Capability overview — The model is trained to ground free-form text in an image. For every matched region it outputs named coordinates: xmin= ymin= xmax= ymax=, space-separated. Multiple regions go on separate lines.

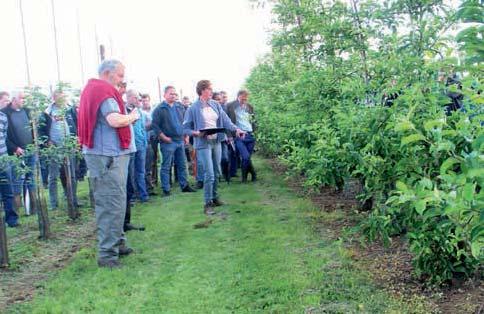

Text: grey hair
xmin=126 ymin=89 xmax=139 ymax=98
xmin=97 ymin=59 xmax=122 ymax=76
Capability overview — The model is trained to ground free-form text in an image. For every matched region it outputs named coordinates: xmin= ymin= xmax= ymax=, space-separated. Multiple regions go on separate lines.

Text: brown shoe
xmin=203 ymin=202 xmax=216 ymax=215
xmin=212 ymin=198 xmax=224 ymax=207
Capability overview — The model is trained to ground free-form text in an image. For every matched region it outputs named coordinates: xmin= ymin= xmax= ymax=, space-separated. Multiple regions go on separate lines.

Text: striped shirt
xmin=0 ymin=111 xmax=7 ymax=155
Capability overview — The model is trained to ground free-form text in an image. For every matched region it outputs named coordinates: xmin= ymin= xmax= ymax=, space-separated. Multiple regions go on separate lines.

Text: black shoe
xmin=241 ymin=168 xmax=248 ymax=183
xmin=162 ymin=190 xmax=171 ymax=197
xmin=181 ymin=185 xmax=196 ymax=193
xmin=212 ymin=198 xmax=224 ymax=207
xmin=124 ymin=223 xmax=146 ymax=232
xmin=7 ymin=222 xmax=20 ymax=228
xmin=97 ymin=259 xmax=122 ymax=269
xmin=248 ymin=162 xmax=257 ymax=182
xmin=119 ymin=246 xmax=134 ymax=256
xmin=204 ymin=202 xmax=216 ymax=215
xmin=196 ymin=181 xmax=204 ymax=189
xmin=148 ymin=190 xmax=157 ymax=196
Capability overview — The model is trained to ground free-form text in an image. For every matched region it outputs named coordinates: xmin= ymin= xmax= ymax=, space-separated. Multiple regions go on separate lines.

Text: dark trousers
xmin=125 ymin=154 xmax=135 ymax=226
xmin=145 ymin=138 xmax=159 ymax=191
xmin=235 ymin=133 xmax=256 ymax=170
xmin=0 ymin=168 xmax=16 ymax=226
xmin=229 ymin=144 xmax=239 ymax=177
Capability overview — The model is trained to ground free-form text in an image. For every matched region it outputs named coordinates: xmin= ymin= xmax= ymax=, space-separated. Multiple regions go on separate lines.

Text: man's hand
xmin=192 ymin=131 xmax=205 ymax=138
xmin=184 ymin=135 xmax=189 ymax=145
xmin=160 ymin=133 xmax=172 ymax=144
xmin=15 ymin=147 xmax=24 ymax=156
xmin=129 ymin=109 xmax=140 ymax=123
xmin=235 ymin=129 xmax=246 ymax=139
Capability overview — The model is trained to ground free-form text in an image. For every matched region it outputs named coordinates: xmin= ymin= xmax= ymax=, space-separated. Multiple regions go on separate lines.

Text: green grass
xmin=6 ymin=157 xmax=429 ymax=313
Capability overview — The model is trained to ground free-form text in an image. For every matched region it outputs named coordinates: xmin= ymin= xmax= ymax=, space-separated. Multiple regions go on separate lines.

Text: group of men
xmin=0 ymin=59 xmax=257 ymax=268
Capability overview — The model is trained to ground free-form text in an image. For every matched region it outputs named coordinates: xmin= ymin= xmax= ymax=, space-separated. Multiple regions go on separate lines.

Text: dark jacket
xmin=226 ymin=100 xmax=256 ymax=132
xmin=151 ymin=101 xmax=185 ymax=142
xmin=0 ymin=105 xmax=34 ymax=155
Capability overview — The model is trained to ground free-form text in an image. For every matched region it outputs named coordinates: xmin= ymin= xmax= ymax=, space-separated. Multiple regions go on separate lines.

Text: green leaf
xmin=471 ymin=225 xmax=484 ymax=242
xmin=471 ymin=241 xmax=482 ymax=259
xmin=424 ymin=119 xmax=444 ymax=131
xmin=440 ymin=157 xmax=460 ymax=175
xmin=462 ymin=183 xmax=475 ymax=202
xmin=395 ymin=120 xmax=415 ymax=132
xmin=396 ymin=181 xmax=408 ymax=191
xmin=401 ymin=133 xmax=426 ymax=146
xmin=415 ymin=199 xmax=427 ymax=215
xmin=467 ymin=168 xmax=484 ymax=179
xmin=436 ymin=141 xmax=455 ymax=152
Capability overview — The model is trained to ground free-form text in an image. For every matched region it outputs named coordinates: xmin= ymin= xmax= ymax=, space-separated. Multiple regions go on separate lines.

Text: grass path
xmin=8 ymin=157 xmax=428 ymax=313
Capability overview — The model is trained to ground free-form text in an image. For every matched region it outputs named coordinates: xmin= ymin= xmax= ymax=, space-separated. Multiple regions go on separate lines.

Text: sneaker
xmin=97 ymin=259 xmax=122 ymax=269
xmin=203 ymin=202 xmax=216 ymax=215
xmin=7 ymin=222 xmax=20 ymax=228
xmin=212 ymin=198 xmax=224 ymax=207
xmin=162 ymin=190 xmax=171 ymax=197
xmin=196 ymin=181 xmax=204 ymax=189
xmin=181 ymin=185 xmax=196 ymax=193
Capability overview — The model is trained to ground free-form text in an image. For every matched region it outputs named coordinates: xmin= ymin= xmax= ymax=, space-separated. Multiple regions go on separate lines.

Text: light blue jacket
xmin=183 ymin=99 xmax=237 ymax=149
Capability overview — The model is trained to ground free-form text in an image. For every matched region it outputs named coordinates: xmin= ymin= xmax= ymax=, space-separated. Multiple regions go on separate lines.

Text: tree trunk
xmin=64 ymin=157 xmax=79 ymax=220
xmin=31 ymin=118 xmax=50 ymax=240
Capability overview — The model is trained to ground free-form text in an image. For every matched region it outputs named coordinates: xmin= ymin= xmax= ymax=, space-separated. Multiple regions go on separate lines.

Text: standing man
xmin=227 ymin=90 xmax=257 ymax=183
xmin=0 ymin=92 xmax=17 ymax=227
xmin=78 ymin=59 xmax=139 ymax=268
xmin=126 ymin=90 xmax=149 ymax=202
xmin=152 ymin=86 xmax=195 ymax=196
xmin=181 ymin=96 xmax=191 ymax=110
xmin=39 ymin=90 xmax=78 ymax=210
xmin=1 ymin=91 xmax=37 ymax=215
xmin=183 ymin=80 xmax=244 ymax=215
xmin=141 ymin=93 xmax=157 ymax=195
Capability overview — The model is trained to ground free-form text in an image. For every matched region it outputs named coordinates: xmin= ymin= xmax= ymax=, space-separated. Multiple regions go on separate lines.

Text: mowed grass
xmin=7 ymin=157 xmax=428 ymax=313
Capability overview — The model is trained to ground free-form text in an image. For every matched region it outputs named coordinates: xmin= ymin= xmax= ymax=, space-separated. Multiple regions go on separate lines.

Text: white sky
xmin=0 ymin=0 xmax=272 ymax=102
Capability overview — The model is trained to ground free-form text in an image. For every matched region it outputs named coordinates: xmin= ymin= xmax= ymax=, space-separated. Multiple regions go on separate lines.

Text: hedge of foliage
xmin=246 ymin=0 xmax=483 ymax=284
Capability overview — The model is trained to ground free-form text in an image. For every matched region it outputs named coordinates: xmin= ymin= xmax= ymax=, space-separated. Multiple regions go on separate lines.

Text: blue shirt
xmin=235 ymin=105 xmax=253 ymax=132
xmin=132 ymin=108 xmax=147 ymax=150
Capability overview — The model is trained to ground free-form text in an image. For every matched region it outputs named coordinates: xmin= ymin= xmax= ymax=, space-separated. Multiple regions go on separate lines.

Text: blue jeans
xmin=196 ymin=153 xmax=204 ymax=183
xmin=235 ymin=133 xmax=256 ymax=170
xmin=160 ymin=141 xmax=188 ymax=192
xmin=0 ymin=166 xmax=16 ymax=226
xmin=11 ymin=154 xmax=36 ymax=195
xmin=134 ymin=147 xmax=149 ymax=201
xmin=197 ymin=142 xmax=221 ymax=203
xmin=48 ymin=156 xmax=78 ymax=210
xmin=221 ymin=141 xmax=229 ymax=164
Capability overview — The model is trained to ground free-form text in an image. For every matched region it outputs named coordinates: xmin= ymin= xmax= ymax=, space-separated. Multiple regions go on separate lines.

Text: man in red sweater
xmin=78 ymin=59 xmax=140 ymax=268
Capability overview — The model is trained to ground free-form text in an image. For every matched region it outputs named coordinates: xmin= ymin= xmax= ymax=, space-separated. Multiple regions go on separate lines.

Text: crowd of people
xmin=0 ymin=59 xmax=257 ymax=268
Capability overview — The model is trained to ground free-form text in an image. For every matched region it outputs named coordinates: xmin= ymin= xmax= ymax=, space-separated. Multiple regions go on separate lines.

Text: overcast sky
xmin=0 ymin=0 xmax=272 ymax=102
